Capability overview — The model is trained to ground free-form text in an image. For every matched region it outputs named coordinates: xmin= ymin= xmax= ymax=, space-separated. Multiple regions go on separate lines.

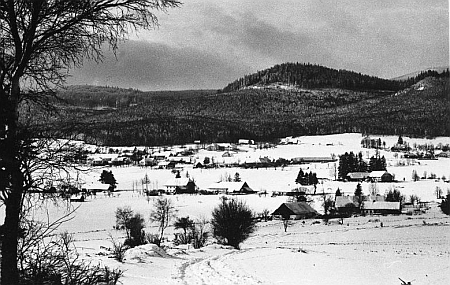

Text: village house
xmin=151 ymin=151 xmax=172 ymax=160
xmin=272 ymin=202 xmax=318 ymax=220
xmin=164 ymin=178 xmax=197 ymax=194
xmin=238 ymin=139 xmax=254 ymax=145
xmin=280 ymin=136 xmax=300 ymax=144
xmin=369 ymin=171 xmax=394 ymax=182
xmin=346 ymin=172 xmax=370 ymax=181
xmin=292 ymin=156 xmax=336 ymax=164
xmin=401 ymin=201 xmax=431 ymax=215
xmin=139 ymin=157 xmax=156 ymax=167
xmin=206 ymin=181 xmax=255 ymax=195
xmin=362 ymin=201 xmax=401 ymax=215
xmin=335 ymin=195 xmax=359 ymax=209
xmin=83 ymin=183 xmax=111 ymax=193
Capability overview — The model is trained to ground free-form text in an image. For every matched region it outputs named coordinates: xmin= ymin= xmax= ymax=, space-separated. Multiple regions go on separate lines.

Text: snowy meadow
xmin=2 ymin=133 xmax=450 ymax=285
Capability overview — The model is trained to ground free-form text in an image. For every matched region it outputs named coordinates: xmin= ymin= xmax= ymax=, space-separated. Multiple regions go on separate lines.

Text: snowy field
xmin=2 ymin=133 xmax=450 ymax=284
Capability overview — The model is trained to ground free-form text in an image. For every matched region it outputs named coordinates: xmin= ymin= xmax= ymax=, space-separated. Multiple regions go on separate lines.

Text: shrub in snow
xmin=109 ymin=235 xmax=128 ymax=262
xmin=174 ymin=216 xmax=194 ymax=244
xmin=440 ymin=194 xmax=450 ymax=215
xmin=20 ymin=231 xmax=123 ymax=284
xmin=145 ymin=233 xmax=161 ymax=246
xmin=191 ymin=218 xmax=209 ymax=249
xmin=115 ymin=206 xmax=146 ymax=247
xmin=173 ymin=216 xmax=209 ymax=249
xmin=211 ymin=198 xmax=256 ymax=249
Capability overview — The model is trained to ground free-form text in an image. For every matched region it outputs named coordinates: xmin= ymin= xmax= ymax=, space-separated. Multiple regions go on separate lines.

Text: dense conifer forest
xmin=41 ymin=64 xmax=449 ymax=146
xmin=222 ymin=63 xmax=449 ymax=92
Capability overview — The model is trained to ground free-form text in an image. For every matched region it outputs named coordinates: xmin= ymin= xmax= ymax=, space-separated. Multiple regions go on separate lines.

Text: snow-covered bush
xmin=211 ymin=199 xmax=256 ymax=249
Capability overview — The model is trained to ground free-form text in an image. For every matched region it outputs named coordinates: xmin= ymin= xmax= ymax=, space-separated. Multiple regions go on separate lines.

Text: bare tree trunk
xmin=2 ymin=187 xmax=22 ymax=284
xmin=1 ymin=78 xmax=22 ymax=284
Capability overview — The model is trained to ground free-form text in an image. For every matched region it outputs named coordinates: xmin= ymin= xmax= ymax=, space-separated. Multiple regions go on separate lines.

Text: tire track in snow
xmin=179 ymin=251 xmax=263 ymax=285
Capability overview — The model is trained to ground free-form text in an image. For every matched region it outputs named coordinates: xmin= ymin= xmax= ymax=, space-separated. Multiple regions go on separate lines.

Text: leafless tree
xmin=149 ymin=197 xmax=177 ymax=244
xmin=0 ymin=1 xmax=180 ymax=283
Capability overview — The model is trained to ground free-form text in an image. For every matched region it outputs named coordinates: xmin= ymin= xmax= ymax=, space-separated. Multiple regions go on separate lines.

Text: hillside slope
xmin=44 ymin=74 xmax=449 ymax=146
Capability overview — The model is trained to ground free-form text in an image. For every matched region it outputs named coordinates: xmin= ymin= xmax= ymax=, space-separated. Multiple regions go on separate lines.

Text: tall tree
xmin=295 ymin=168 xmax=305 ymax=184
xmin=354 ymin=183 xmax=363 ymax=206
xmin=149 ymin=197 xmax=177 ymax=244
xmin=99 ymin=170 xmax=117 ymax=190
xmin=0 ymin=1 xmax=180 ymax=283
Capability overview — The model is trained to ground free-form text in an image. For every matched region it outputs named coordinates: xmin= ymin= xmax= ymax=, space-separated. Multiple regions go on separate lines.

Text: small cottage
xmin=272 ymin=202 xmax=318 ymax=220
xmin=369 ymin=171 xmax=394 ymax=182
xmin=346 ymin=172 xmax=370 ymax=181
xmin=206 ymin=181 xmax=255 ymax=194
xmin=164 ymin=178 xmax=197 ymax=194
xmin=335 ymin=196 xmax=359 ymax=209
xmin=362 ymin=201 xmax=401 ymax=215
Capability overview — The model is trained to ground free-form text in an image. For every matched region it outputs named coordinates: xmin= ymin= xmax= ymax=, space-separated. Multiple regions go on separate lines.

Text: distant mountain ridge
xmin=391 ymin=66 xmax=450 ymax=81
xmin=222 ymin=62 xmax=449 ymax=93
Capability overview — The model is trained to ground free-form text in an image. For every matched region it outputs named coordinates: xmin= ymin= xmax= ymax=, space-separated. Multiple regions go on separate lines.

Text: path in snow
xmin=179 ymin=251 xmax=264 ymax=285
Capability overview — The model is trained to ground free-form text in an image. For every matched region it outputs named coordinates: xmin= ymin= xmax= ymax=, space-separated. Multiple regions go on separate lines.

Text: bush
xmin=124 ymin=213 xmax=146 ymax=247
xmin=191 ymin=218 xmax=209 ymax=249
xmin=19 ymin=231 xmax=123 ymax=284
xmin=145 ymin=233 xmax=161 ymax=246
xmin=440 ymin=194 xmax=450 ymax=215
xmin=174 ymin=216 xmax=194 ymax=244
xmin=259 ymin=209 xmax=271 ymax=222
xmin=115 ymin=207 xmax=146 ymax=247
xmin=211 ymin=199 xmax=256 ymax=249
xmin=109 ymin=236 xmax=128 ymax=262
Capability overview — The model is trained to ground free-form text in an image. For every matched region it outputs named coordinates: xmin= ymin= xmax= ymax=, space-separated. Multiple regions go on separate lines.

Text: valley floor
xmin=2 ymin=133 xmax=450 ymax=284
xmin=63 ymin=191 xmax=450 ymax=285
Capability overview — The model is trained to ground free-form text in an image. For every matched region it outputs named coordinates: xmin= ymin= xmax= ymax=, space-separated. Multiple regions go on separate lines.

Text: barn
xmin=362 ymin=201 xmax=401 ymax=215
xmin=272 ymin=202 xmax=318 ymax=220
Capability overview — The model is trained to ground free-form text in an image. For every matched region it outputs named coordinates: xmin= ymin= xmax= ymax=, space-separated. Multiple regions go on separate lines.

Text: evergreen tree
xmin=385 ymin=188 xmax=403 ymax=202
xmin=100 ymin=170 xmax=117 ymax=190
xmin=295 ymin=169 xmax=305 ymax=184
xmin=354 ymin=183 xmax=363 ymax=206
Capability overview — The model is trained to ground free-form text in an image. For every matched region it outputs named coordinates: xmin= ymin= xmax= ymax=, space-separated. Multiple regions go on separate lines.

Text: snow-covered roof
xmin=207 ymin=181 xmax=253 ymax=193
xmin=363 ymin=201 xmax=400 ymax=210
xmin=369 ymin=171 xmax=389 ymax=178
xmin=272 ymin=202 xmax=318 ymax=216
xmin=84 ymin=183 xmax=110 ymax=191
xmin=164 ymin=178 xmax=191 ymax=187
xmin=347 ymin=172 xmax=370 ymax=179
xmin=335 ymin=196 xmax=357 ymax=208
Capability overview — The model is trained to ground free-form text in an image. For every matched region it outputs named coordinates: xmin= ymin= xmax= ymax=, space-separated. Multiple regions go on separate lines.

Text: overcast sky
xmin=68 ymin=0 xmax=449 ymax=91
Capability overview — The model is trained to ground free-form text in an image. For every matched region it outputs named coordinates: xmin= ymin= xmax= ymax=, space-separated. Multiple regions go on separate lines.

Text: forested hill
xmin=44 ymin=72 xmax=450 ymax=146
xmin=222 ymin=62 xmax=449 ymax=92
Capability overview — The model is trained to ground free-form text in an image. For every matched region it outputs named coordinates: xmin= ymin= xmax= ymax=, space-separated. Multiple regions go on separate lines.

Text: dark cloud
xmin=68 ymin=1 xmax=449 ymax=89
xmin=200 ymin=1 xmax=448 ymax=79
xmin=202 ymin=8 xmax=334 ymax=67
xmin=68 ymin=40 xmax=252 ymax=90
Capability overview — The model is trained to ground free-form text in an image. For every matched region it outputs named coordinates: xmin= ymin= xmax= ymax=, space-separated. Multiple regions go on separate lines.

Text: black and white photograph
xmin=1 ymin=0 xmax=449 ymax=284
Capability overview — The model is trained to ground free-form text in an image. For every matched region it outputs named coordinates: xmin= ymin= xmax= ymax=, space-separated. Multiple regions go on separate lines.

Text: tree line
xmin=338 ymin=151 xmax=387 ymax=179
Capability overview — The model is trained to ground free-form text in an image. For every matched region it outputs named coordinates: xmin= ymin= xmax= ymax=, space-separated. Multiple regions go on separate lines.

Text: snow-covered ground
xmin=2 ymin=133 xmax=450 ymax=284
